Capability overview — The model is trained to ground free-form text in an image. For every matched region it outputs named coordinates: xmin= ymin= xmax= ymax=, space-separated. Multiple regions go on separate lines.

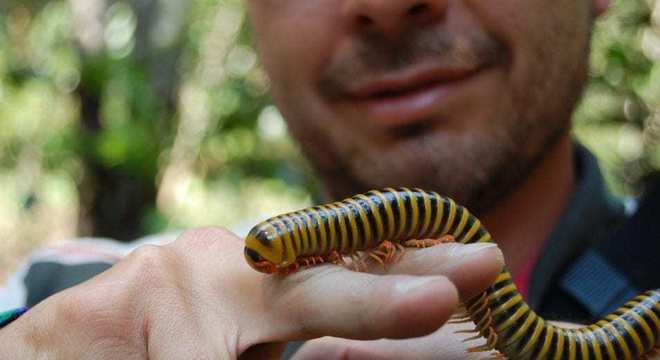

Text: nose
xmin=343 ymin=0 xmax=448 ymax=37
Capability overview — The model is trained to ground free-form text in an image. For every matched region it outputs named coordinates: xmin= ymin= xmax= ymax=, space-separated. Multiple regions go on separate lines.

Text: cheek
xmin=251 ymin=5 xmax=341 ymax=98
xmin=469 ymin=0 xmax=590 ymax=98
xmin=465 ymin=0 xmax=589 ymax=67
xmin=253 ymin=10 xmax=354 ymax=150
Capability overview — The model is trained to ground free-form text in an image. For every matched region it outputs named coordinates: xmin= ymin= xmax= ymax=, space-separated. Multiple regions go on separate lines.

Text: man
xmin=248 ymin=0 xmax=632 ymax=324
xmin=3 ymin=0 xmax=650 ymax=358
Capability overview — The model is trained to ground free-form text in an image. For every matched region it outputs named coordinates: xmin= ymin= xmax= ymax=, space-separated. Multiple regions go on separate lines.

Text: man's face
xmin=247 ymin=0 xmax=602 ymax=212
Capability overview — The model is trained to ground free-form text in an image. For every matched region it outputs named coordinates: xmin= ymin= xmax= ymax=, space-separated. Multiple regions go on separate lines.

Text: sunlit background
xmin=1 ymin=0 xmax=659 ymax=280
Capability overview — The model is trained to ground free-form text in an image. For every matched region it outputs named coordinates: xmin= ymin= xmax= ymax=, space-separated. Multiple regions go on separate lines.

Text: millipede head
xmin=244 ymin=224 xmax=292 ymax=272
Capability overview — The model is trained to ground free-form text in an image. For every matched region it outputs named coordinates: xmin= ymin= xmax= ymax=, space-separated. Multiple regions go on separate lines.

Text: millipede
xmin=244 ymin=188 xmax=660 ymax=359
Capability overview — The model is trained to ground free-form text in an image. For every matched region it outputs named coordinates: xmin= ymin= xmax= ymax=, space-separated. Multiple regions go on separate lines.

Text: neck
xmin=480 ymin=134 xmax=575 ymax=276
xmin=315 ymin=134 xmax=576 ymax=276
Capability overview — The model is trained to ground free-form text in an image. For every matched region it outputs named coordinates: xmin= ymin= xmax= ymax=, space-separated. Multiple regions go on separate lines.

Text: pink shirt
xmin=512 ymin=254 xmax=538 ymax=301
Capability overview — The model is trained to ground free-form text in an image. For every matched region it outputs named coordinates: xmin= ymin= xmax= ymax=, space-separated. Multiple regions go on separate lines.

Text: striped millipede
xmin=244 ymin=188 xmax=660 ymax=359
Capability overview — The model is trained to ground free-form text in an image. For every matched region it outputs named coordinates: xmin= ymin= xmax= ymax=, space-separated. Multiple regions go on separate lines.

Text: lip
xmin=343 ymin=64 xmax=484 ymax=126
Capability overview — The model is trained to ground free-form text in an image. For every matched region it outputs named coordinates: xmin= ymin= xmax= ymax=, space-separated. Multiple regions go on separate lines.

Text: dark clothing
xmin=532 ymin=145 xmax=659 ymax=323
xmin=24 ymin=262 xmax=114 ymax=307
xmin=531 ymin=144 xmax=630 ymax=323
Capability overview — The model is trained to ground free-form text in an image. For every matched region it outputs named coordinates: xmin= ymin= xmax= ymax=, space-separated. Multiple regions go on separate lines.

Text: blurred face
xmin=247 ymin=0 xmax=605 ymax=212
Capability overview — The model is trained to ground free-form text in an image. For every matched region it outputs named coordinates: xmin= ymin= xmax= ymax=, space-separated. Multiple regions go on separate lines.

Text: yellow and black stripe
xmin=244 ymin=188 xmax=660 ymax=359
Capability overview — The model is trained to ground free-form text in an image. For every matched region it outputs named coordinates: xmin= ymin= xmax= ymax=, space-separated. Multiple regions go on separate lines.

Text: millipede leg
xmin=277 ymin=262 xmax=300 ymax=276
xmin=404 ymin=235 xmax=456 ymax=248
xmin=327 ymin=250 xmax=345 ymax=265
xmin=395 ymin=243 xmax=406 ymax=262
xmin=356 ymin=240 xmax=404 ymax=270
xmin=641 ymin=347 xmax=660 ymax=359
xmin=460 ymin=291 xmax=498 ymax=355
xmin=367 ymin=252 xmax=386 ymax=268
xmin=449 ymin=315 xmax=473 ymax=324
xmin=348 ymin=253 xmax=368 ymax=272
xmin=278 ymin=252 xmax=348 ymax=275
xmin=376 ymin=240 xmax=398 ymax=263
xmin=449 ymin=304 xmax=472 ymax=324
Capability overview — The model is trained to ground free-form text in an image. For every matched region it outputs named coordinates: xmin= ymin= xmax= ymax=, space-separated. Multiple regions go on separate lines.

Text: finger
xmin=387 ymin=243 xmax=504 ymax=299
xmin=268 ymin=267 xmax=459 ymax=341
xmin=291 ymin=321 xmax=493 ymax=360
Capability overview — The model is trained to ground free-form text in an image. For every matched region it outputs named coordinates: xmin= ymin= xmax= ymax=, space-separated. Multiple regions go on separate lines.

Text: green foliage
xmin=0 ymin=0 xmax=313 ymax=278
xmin=574 ymin=0 xmax=660 ymax=195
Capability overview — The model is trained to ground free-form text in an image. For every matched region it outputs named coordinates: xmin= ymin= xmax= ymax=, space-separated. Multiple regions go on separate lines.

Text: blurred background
xmin=0 ymin=0 xmax=659 ymax=280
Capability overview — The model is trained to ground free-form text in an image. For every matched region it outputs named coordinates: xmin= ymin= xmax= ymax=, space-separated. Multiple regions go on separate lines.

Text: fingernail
xmin=395 ymin=276 xmax=441 ymax=295
xmin=448 ymin=243 xmax=499 ymax=258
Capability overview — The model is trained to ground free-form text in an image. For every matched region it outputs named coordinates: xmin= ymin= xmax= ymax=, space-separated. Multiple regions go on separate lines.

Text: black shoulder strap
xmin=559 ymin=180 xmax=660 ymax=318
xmin=24 ymin=261 xmax=113 ymax=307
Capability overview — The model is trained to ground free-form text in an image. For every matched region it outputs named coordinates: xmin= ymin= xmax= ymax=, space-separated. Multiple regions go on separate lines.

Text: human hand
xmin=0 ymin=227 xmax=503 ymax=359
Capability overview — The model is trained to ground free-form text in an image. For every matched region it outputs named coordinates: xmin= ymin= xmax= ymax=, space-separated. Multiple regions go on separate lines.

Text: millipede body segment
xmin=244 ymin=188 xmax=660 ymax=359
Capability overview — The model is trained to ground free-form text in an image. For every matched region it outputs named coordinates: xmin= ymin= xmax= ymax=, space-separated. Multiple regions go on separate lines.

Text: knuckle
xmin=129 ymin=244 xmax=172 ymax=269
xmin=125 ymin=244 xmax=178 ymax=285
xmin=172 ymin=226 xmax=241 ymax=254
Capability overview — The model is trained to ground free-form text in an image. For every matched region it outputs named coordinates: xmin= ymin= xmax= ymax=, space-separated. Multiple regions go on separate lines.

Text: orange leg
xmin=404 ymin=234 xmax=455 ymax=248
xmin=360 ymin=240 xmax=404 ymax=270
xmin=326 ymin=250 xmax=345 ymax=265
xmin=349 ymin=253 xmax=367 ymax=272
xmin=280 ymin=235 xmax=456 ymax=275
xmin=367 ymin=252 xmax=386 ymax=268
xmin=375 ymin=240 xmax=398 ymax=263
xmin=353 ymin=236 xmax=457 ymax=272
xmin=277 ymin=252 xmax=343 ymax=275
xmin=460 ymin=291 xmax=498 ymax=355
